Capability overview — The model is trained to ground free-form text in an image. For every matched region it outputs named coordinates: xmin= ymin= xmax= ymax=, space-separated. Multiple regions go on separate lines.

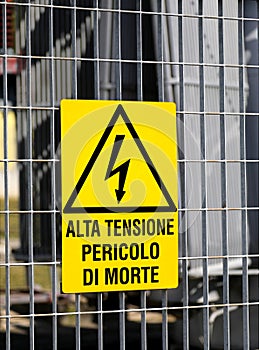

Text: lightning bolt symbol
xmin=105 ymin=135 xmax=130 ymax=204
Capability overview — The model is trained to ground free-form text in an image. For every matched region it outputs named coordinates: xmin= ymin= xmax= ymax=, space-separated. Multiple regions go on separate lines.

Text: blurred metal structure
xmin=1 ymin=0 xmax=258 ymax=349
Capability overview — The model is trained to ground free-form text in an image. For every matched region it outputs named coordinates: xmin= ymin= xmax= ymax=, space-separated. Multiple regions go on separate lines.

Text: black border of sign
xmin=63 ymin=104 xmax=177 ymax=214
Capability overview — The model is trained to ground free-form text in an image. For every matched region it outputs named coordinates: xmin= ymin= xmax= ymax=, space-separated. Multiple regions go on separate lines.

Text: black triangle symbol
xmin=63 ymin=104 xmax=177 ymax=214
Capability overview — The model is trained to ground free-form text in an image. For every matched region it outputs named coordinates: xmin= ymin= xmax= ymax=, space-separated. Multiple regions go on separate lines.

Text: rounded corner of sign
xmin=60 ymin=98 xmax=75 ymax=109
xmin=166 ymin=283 xmax=179 ymax=290
xmin=172 ymin=282 xmax=179 ymax=289
xmin=169 ymin=276 xmax=179 ymax=290
xmin=60 ymin=285 xmax=68 ymax=294
xmin=60 ymin=286 xmax=65 ymax=294
xmin=60 ymin=99 xmax=67 ymax=108
xmin=161 ymin=101 xmax=177 ymax=118
xmin=172 ymin=103 xmax=177 ymax=116
xmin=60 ymin=282 xmax=73 ymax=294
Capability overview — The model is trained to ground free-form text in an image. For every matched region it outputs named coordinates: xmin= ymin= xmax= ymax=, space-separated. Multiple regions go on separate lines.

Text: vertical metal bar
xmin=157 ymin=0 xmax=164 ymax=102
xmin=158 ymin=15 xmax=174 ymax=332
xmin=178 ymin=1 xmax=189 ymax=349
xmin=113 ymin=2 xmax=125 ymax=347
xmin=94 ymin=0 xmax=100 ymax=100
xmin=140 ymin=291 xmax=147 ymax=350
xmin=255 ymin=5 xmax=259 ymax=348
xmin=218 ymin=2 xmax=230 ymax=349
xmin=119 ymin=292 xmax=126 ymax=350
xmin=25 ymin=1 xmax=35 ymax=349
xmin=115 ymin=0 xmax=122 ymax=100
xmin=2 ymin=1 xmax=10 ymax=349
xmin=49 ymin=1 xmax=58 ymax=349
xmin=93 ymin=1 xmax=103 ymax=349
xmin=70 ymin=1 xmax=81 ymax=349
xmin=55 ymin=11 xmax=61 ymax=103
xmin=137 ymin=2 xmax=146 ymax=349
xmin=157 ymin=4 xmax=168 ymax=348
xmin=198 ymin=1 xmax=209 ymax=349
xmin=136 ymin=3 xmax=148 ymax=348
xmin=238 ymin=1 xmax=250 ymax=349
xmin=136 ymin=0 xmax=143 ymax=101
xmin=71 ymin=0 xmax=77 ymax=99
xmin=162 ymin=290 xmax=168 ymax=350
xmin=97 ymin=293 xmax=103 ymax=350
xmin=60 ymin=7 xmax=66 ymax=98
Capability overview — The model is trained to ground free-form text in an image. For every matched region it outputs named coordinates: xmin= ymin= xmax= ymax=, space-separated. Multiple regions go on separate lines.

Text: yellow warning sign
xmin=61 ymin=100 xmax=178 ymax=293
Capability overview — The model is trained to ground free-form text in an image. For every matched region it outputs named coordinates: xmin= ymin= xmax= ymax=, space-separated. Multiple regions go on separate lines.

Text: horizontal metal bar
xmin=0 ymin=301 xmax=258 ymax=321
xmin=5 ymin=1 xmax=259 ymax=23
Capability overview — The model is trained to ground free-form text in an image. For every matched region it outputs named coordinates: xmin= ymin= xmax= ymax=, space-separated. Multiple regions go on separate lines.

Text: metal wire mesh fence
xmin=0 ymin=0 xmax=258 ymax=349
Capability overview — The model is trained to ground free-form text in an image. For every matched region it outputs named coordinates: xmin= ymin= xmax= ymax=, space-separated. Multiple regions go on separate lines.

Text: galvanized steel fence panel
xmin=0 ymin=0 xmax=258 ymax=349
